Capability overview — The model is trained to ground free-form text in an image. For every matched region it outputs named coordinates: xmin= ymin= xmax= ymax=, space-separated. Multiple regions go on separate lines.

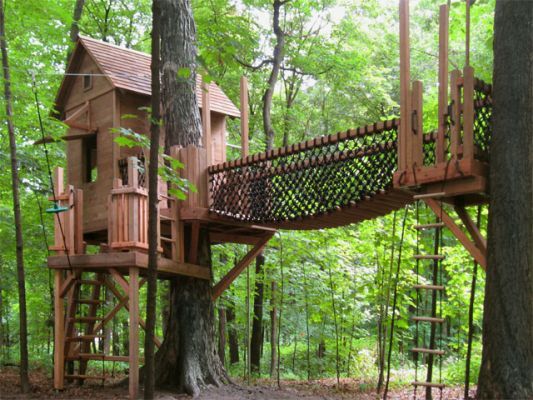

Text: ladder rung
xmin=69 ymin=317 xmax=103 ymax=322
xmin=66 ymin=353 xmax=130 ymax=362
xmin=66 ymin=335 xmax=103 ymax=342
xmin=75 ymin=299 xmax=101 ymax=304
xmin=414 ymin=223 xmax=445 ymax=230
xmin=412 ymin=381 xmax=446 ymax=389
xmin=411 ymin=347 xmax=445 ymax=355
xmin=77 ymin=280 xmax=102 ymax=285
xmin=160 ymin=236 xmax=175 ymax=242
xmin=413 ymin=192 xmax=446 ymax=200
xmin=413 ymin=254 xmax=446 ymax=260
xmin=160 ymin=214 xmax=176 ymax=221
xmin=413 ymin=316 xmax=445 ymax=323
xmin=413 ymin=284 xmax=445 ymax=291
xmin=64 ymin=374 xmax=105 ymax=380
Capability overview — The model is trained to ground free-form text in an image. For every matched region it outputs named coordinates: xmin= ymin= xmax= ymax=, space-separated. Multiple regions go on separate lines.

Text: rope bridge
xmin=208 ymin=81 xmax=492 ymax=230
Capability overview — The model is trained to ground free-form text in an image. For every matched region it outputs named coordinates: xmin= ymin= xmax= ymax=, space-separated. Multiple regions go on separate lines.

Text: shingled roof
xmin=56 ymin=36 xmax=240 ymax=118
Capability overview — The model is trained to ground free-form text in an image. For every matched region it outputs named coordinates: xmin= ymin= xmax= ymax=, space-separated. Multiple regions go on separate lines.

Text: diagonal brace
xmin=212 ymin=233 xmax=273 ymax=300
xmin=425 ymin=198 xmax=486 ymax=270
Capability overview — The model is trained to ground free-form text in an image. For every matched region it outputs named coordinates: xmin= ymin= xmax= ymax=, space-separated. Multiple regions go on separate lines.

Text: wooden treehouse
xmin=47 ymin=2 xmax=490 ymax=399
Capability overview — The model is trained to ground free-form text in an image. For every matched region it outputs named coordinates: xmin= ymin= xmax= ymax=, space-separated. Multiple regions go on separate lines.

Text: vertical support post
xmin=202 ymin=78 xmax=212 ymax=165
xmin=128 ymin=267 xmax=139 ymax=400
xmin=437 ymin=4 xmax=449 ymax=163
xmin=127 ymin=156 xmax=139 ymax=188
xmin=52 ymin=168 xmax=66 ymax=254
xmin=64 ymin=186 xmax=75 ymax=255
xmin=399 ymin=0 xmax=412 ymax=171
xmin=465 ymin=0 xmax=471 ymax=67
xmin=128 ymin=157 xmax=139 ymax=246
xmin=74 ymin=189 xmax=84 ymax=254
xmin=240 ymin=76 xmax=249 ymax=158
xmin=462 ymin=66 xmax=475 ymax=160
xmin=411 ymin=80 xmax=424 ymax=167
xmin=170 ymin=146 xmax=185 ymax=263
xmin=53 ymin=270 xmax=65 ymax=389
xmin=450 ymin=70 xmax=462 ymax=160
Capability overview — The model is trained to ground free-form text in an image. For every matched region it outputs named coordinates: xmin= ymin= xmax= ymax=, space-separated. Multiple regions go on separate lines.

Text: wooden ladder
xmin=411 ymin=198 xmax=446 ymax=395
xmin=63 ymin=273 xmax=108 ymax=383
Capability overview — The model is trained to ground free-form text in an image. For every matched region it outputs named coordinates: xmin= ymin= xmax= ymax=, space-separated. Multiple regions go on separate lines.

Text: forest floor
xmin=0 ymin=367 xmax=476 ymax=399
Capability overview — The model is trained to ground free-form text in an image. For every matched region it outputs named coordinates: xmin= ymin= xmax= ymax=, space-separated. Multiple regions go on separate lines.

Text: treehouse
xmin=54 ymin=36 xmax=240 ymax=239
xmin=46 ymin=3 xmax=492 ymax=398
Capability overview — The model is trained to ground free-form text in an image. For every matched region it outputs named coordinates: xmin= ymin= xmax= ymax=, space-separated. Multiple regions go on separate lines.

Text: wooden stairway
xmin=62 ymin=273 xmax=124 ymax=384
xmin=411 ymin=201 xmax=446 ymax=395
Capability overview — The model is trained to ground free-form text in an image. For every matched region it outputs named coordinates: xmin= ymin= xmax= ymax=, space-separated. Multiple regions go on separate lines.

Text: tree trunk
xmin=226 ymin=301 xmax=239 ymax=364
xmin=250 ymin=253 xmax=265 ymax=374
xmin=153 ymin=1 xmax=227 ymax=395
xmin=0 ymin=0 xmax=30 ymax=392
xmin=144 ymin=0 xmax=161 ymax=397
xmin=269 ymin=281 xmax=278 ymax=377
xmin=262 ymin=0 xmax=285 ymax=151
xmin=67 ymin=0 xmax=85 ymax=60
xmin=218 ymin=307 xmax=226 ymax=366
xmin=477 ymin=2 xmax=533 ymax=398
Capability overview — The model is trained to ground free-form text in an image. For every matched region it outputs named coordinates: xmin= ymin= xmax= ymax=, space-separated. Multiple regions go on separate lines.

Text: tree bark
xmin=262 ymin=0 xmax=285 ymax=151
xmin=67 ymin=0 xmax=85 ymax=60
xmin=144 ymin=0 xmax=161 ymax=398
xmin=477 ymin=2 xmax=533 ymax=398
xmin=153 ymin=0 xmax=227 ymax=395
xmin=160 ymin=0 xmax=202 ymax=149
xmin=0 ymin=0 xmax=30 ymax=392
xmin=250 ymin=253 xmax=265 ymax=374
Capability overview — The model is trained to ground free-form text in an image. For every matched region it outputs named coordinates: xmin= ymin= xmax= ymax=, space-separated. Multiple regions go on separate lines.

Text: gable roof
xmin=55 ymin=36 xmax=240 ymax=118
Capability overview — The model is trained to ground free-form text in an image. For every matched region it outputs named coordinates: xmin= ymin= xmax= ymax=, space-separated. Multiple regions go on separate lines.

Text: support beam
xmin=128 ymin=267 xmax=139 ymax=400
xmin=437 ymin=4 xmax=449 ymax=163
xmin=53 ymin=270 xmax=65 ymax=390
xmin=202 ymin=78 xmax=212 ymax=165
xmin=399 ymin=0 xmax=412 ymax=171
xmin=212 ymin=234 xmax=273 ymax=300
xmin=454 ymin=205 xmax=487 ymax=255
xmin=424 ymin=198 xmax=486 ymax=270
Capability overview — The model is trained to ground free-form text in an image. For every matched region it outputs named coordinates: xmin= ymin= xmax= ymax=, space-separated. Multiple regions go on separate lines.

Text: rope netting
xmin=208 ymin=78 xmax=492 ymax=224
xmin=209 ymin=119 xmax=399 ymax=223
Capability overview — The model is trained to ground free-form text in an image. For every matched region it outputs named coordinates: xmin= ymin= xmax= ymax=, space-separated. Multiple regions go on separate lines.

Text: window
xmin=83 ymin=73 xmax=92 ymax=91
xmin=83 ymin=135 xmax=97 ymax=182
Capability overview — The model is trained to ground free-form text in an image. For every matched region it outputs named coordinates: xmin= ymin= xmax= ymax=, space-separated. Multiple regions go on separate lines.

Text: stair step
xmin=411 ymin=347 xmax=445 ymax=355
xmin=64 ymin=374 xmax=105 ymax=380
xmin=413 ymin=284 xmax=445 ymax=291
xmin=413 ymin=316 xmax=445 ymax=323
xmin=75 ymin=299 xmax=101 ymax=305
xmin=66 ymin=335 xmax=103 ymax=342
xmin=69 ymin=317 xmax=103 ymax=323
xmin=412 ymin=381 xmax=446 ymax=389
xmin=413 ymin=254 xmax=446 ymax=260
xmin=160 ymin=214 xmax=176 ymax=221
xmin=66 ymin=353 xmax=130 ymax=362
xmin=414 ymin=223 xmax=445 ymax=230
xmin=76 ymin=280 xmax=102 ymax=286
xmin=413 ymin=192 xmax=446 ymax=200
xmin=160 ymin=236 xmax=175 ymax=243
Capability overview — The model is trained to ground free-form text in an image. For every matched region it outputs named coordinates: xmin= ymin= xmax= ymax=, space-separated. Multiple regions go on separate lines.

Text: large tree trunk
xmin=218 ymin=307 xmax=226 ymax=366
xmin=269 ymin=281 xmax=278 ymax=377
xmin=477 ymin=2 xmax=533 ymax=399
xmin=0 ymin=0 xmax=29 ymax=392
xmin=67 ymin=0 xmax=85 ymax=60
xmin=153 ymin=0 xmax=227 ymax=395
xmin=144 ymin=1 xmax=161 ymax=398
xmin=250 ymin=253 xmax=265 ymax=374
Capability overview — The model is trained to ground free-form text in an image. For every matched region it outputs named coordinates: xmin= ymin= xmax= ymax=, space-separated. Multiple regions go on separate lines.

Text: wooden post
xmin=74 ymin=189 xmax=84 ymax=254
xmin=450 ymin=70 xmax=462 ymax=160
xmin=240 ymin=76 xmax=249 ymax=158
xmin=128 ymin=267 xmax=139 ymax=400
xmin=399 ymin=0 xmax=412 ymax=171
xmin=128 ymin=157 xmax=140 ymax=247
xmin=465 ymin=0 xmax=471 ymax=67
xmin=53 ymin=270 xmax=65 ymax=389
xmin=462 ymin=66 xmax=475 ymax=160
xmin=411 ymin=80 xmax=424 ymax=167
xmin=437 ymin=4 xmax=449 ymax=163
xmin=170 ymin=146 xmax=184 ymax=263
xmin=202 ymin=78 xmax=212 ymax=165
xmin=52 ymin=168 xmax=66 ymax=254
